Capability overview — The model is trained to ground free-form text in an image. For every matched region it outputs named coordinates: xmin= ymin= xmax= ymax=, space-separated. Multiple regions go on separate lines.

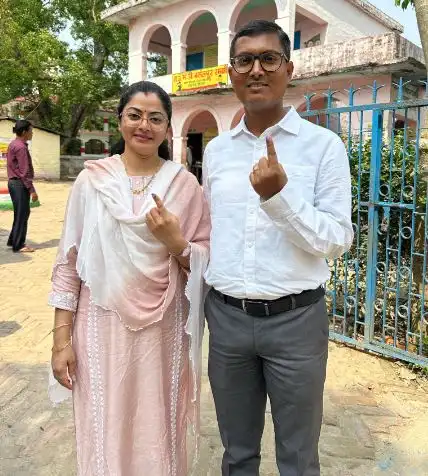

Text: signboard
xmin=172 ymin=65 xmax=228 ymax=94
xmin=0 ymin=137 xmax=11 ymax=168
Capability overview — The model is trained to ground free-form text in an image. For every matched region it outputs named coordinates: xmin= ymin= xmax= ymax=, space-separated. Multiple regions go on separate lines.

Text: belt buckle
xmin=242 ymin=300 xmax=270 ymax=317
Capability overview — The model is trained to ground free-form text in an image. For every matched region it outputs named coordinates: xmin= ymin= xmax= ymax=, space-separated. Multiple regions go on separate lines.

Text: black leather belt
xmin=212 ymin=286 xmax=325 ymax=317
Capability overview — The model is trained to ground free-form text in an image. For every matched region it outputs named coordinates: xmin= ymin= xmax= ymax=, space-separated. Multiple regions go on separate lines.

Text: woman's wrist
xmin=53 ymin=326 xmax=72 ymax=345
xmin=167 ymin=237 xmax=189 ymax=256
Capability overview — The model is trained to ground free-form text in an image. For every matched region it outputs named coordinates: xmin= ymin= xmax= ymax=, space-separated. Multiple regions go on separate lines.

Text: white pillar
xmin=104 ymin=141 xmax=109 ymax=157
xmin=276 ymin=0 xmax=296 ymax=52
xmin=128 ymin=51 xmax=147 ymax=83
xmin=103 ymin=118 xmax=109 ymax=133
xmin=172 ymin=136 xmax=185 ymax=164
xmin=142 ymin=54 xmax=148 ymax=80
xmin=276 ymin=16 xmax=295 ymax=52
xmin=171 ymin=42 xmax=187 ymax=74
xmin=218 ymin=29 xmax=234 ymax=66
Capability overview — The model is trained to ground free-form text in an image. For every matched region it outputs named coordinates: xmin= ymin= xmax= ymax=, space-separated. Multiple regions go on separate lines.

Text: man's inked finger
xmin=266 ymin=136 xmax=279 ymax=165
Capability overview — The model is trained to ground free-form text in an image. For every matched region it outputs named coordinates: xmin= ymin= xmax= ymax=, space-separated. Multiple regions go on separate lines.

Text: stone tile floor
xmin=1 ymin=182 xmax=427 ymax=476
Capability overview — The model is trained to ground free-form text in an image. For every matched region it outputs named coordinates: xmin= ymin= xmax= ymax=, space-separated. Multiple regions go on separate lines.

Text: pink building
xmin=101 ymin=0 xmax=425 ymax=179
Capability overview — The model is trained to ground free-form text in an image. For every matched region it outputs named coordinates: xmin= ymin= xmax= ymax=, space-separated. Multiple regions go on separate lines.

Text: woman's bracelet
xmin=51 ymin=323 xmax=72 ymax=333
xmin=52 ymin=339 xmax=72 ymax=353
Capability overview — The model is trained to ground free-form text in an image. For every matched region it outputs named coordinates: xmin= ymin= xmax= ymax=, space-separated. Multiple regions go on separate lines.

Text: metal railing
xmin=299 ymin=78 xmax=428 ymax=367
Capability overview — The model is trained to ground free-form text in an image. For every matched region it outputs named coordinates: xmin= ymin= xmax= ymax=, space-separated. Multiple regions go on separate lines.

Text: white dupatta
xmin=49 ymin=156 xmax=210 ymax=406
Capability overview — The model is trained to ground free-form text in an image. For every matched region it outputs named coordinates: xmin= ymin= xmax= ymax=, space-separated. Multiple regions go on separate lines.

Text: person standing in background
xmin=186 ymin=145 xmax=194 ymax=172
xmin=6 ymin=120 xmax=38 ymax=253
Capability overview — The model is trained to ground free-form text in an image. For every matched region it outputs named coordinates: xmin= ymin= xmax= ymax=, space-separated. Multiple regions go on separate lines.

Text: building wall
xmin=60 ymin=156 xmax=86 ymax=180
xmin=129 ymin=0 xmax=397 ymax=83
xmin=0 ymin=120 xmax=13 ymax=180
xmin=172 ymin=74 xmax=393 ymax=134
xmin=297 ymin=0 xmax=391 ymax=44
xmin=295 ymin=17 xmax=327 ymax=48
xmin=187 ymin=110 xmax=219 ymax=134
xmin=0 ymin=120 xmax=60 ymax=181
xmin=186 ymin=18 xmax=218 ymax=49
xmin=31 ymin=129 xmax=61 ymax=180
xmin=170 ymin=74 xmax=394 ymax=163
xmin=234 ymin=2 xmax=278 ymax=31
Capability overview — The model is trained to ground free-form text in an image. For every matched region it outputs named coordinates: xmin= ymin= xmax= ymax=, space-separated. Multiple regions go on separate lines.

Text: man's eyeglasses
xmin=230 ymin=52 xmax=288 ymax=74
xmin=120 ymin=111 xmax=168 ymax=129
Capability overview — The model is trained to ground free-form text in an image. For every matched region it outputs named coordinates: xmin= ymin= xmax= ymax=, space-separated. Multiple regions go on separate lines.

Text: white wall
xmin=298 ymin=0 xmax=391 ymax=44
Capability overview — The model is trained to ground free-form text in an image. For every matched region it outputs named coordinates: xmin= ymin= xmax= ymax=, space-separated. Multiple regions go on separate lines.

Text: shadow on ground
xmin=0 ymin=228 xmax=59 ymax=265
xmin=0 ymin=321 xmax=21 ymax=338
xmin=28 ymin=239 xmax=60 ymax=250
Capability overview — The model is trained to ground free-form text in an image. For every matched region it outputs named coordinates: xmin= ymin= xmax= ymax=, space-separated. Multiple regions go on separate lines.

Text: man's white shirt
xmin=202 ymin=106 xmax=354 ymax=300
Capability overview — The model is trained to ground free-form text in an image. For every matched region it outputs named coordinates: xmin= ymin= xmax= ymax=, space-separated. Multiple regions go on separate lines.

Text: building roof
xmin=102 ymin=0 xmax=404 ymax=33
xmin=101 ymin=0 xmax=183 ymax=25
xmin=347 ymin=0 xmax=403 ymax=33
xmin=0 ymin=117 xmax=62 ymax=136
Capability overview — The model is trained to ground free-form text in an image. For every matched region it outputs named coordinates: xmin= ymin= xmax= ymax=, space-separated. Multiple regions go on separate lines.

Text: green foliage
xmin=0 ymin=0 xmax=66 ymax=103
xmin=0 ymin=0 xmax=128 ymax=145
xmin=147 ymin=53 xmax=168 ymax=78
xmin=395 ymin=0 xmax=415 ymax=9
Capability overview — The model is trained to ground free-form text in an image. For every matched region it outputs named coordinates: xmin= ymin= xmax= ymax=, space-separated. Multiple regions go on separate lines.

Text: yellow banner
xmin=0 ymin=138 xmax=10 ymax=167
xmin=172 ymin=65 xmax=228 ymax=93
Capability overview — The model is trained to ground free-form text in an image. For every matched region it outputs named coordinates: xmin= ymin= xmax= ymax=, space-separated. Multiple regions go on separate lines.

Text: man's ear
xmin=286 ymin=61 xmax=294 ymax=81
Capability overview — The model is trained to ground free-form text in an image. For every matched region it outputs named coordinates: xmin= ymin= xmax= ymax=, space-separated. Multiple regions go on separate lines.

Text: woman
xmin=6 ymin=120 xmax=38 ymax=253
xmin=48 ymin=81 xmax=210 ymax=475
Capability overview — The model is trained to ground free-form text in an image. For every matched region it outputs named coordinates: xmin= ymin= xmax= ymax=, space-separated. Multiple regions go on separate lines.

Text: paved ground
xmin=1 ymin=181 xmax=428 ymax=476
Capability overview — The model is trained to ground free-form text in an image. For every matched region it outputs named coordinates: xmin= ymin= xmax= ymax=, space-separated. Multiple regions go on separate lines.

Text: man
xmin=186 ymin=144 xmax=194 ymax=171
xmin=202 ymin=20 xmax=353 ymax=476
xmin=7 ymin=120 xmax=38 ymax=253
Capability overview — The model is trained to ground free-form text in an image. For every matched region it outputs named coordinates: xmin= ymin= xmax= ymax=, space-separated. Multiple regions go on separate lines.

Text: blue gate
xmin=300 ymin=79 xmax=428 ymax=368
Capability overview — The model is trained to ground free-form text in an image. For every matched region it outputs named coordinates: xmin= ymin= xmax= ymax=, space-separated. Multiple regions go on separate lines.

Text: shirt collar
xmin=15 ymin=138 xmax=29 ymax=148
xmin=230 ymin=106 xmax=301 ymax=138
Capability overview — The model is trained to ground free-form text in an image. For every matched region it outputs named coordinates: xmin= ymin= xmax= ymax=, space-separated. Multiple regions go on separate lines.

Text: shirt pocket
xmin=285 ymin=165 xmax=317 ymax=204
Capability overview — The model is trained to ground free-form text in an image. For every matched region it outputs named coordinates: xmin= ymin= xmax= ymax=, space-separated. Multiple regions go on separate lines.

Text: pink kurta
xmin=49 ymin=164 xmax=210 ymax=476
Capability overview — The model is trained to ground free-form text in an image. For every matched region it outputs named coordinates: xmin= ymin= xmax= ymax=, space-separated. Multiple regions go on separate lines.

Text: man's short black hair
xmin=230 ymin=20 xmax=291 ymax=60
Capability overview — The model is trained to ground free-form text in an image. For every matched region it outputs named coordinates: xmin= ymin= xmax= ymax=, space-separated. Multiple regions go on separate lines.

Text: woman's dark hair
xmin=13 ymin=120 xmax=32 ymax=137
xmin=117 ymin=81 xmax=172 ymax=160
xmin=230 ymin=20 xmax=291 ymax=60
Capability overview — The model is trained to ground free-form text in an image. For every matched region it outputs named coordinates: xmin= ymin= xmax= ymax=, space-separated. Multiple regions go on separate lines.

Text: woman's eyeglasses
xmin=230 ymin=52 xmax=288 ymax=74
xmin=121 ymin=111 xmax=168 ymax=129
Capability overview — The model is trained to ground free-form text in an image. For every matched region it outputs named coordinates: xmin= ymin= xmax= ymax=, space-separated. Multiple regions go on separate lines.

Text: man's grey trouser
xmin=205 ymin=289 xmax=329 ymax=476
